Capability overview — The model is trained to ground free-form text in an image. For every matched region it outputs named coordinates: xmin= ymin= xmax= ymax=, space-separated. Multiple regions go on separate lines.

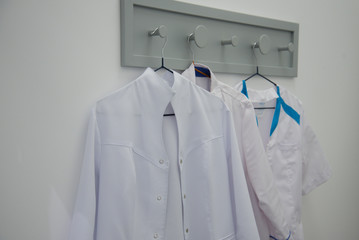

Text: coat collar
xmin=98 ymin=67 xmax=227 ymax=165
xmin=136 ymin=67 xmax=193 ymax=117
xmin=234 ymin=80 xmax=279 ymax=103
xmin=112 ymin=67 xmax=224 ymax=163
xmin=234 ymin=80 xmax=300 ymax=136
xmin=181 ymin=63 xmax=220 ymax=92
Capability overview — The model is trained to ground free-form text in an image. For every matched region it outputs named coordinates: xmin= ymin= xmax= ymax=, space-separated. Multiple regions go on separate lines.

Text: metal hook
xmin=188 ymin=25 xmax=208 ymax=48
xmin=253 ymin=34 xmax=271 ymax=55
xmin=155 ymin=35 xmax=172 ymax=72
xmin=161 ymin=35 xmax=169 ymax=60
xmin=221 ymin=35 xmax=239 ymax=47
xmin=251 ymin=44 xmax=259 ymax=69
xmin=278 ymin=42 xmax=294 ymax=52
xmin=148 ymin=25 xmax=168 ymax=38
xmin=187 ymin=35 xmax=195 ymax=63
xmin=187 ymin=25 xmax=208 ymax=63
xmin=148 ymin=25 xmax=169 ymax=60
xmin=149 ymin=25 xmax=172 ymax=72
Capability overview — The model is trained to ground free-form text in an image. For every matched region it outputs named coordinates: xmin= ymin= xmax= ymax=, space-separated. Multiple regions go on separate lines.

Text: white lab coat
xmin=234 ymin=81 xmax=332 ymax=240
xmin=182 ymin=63 xmax=290 ymax=240
xmin=69 ymin=68 xmax=260 ymax=240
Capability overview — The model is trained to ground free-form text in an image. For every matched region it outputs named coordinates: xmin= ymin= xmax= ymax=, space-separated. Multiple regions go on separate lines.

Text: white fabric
xmin=234 ymin=82 xmax=332 ymax=240
xmin=182 ymin=63 xmax=290 ymax=240
xmin=69 ymin=68 xmax=260 ymax=240
xmin=162 ymin=113 xmax=184 ymax=240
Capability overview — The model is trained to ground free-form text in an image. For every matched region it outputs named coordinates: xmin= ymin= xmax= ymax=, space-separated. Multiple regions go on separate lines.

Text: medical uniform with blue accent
xmin=235 ymin=80 xmax=332 ymax=240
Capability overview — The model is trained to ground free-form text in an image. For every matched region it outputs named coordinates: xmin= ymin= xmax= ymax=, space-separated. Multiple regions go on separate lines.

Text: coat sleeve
xmin=240 ymin=105 xmax=290 ymax=240
xmin=222 ymin=108 xmax=260 ymax=240
xmin=301 ymin=112 xmax=332 ymax=195
xmin=69 ymin=106 xmax=101 ymax=240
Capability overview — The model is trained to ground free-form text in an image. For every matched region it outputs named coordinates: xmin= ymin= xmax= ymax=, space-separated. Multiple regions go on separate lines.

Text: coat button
xmin=159 ymin=159 xmax=164 ymax=164
xmin=157 ymin=196 xmax=162 ymax=201
xmin=153 ymin=233 xmax=159 ymax=239
xmin=186 ymin=228 xmax=189 ymax=233
xmin=180 ymin=159 xmax=183 ymax=164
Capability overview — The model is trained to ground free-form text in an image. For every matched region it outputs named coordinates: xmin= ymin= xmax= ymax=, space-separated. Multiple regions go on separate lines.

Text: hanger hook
xmin=161 ymin=35 xmax=169 ymax=60
xmin=187 ymin=35 xmax=195 ymax=63
xmin=251 ymin=44 xmax=259 ymax=73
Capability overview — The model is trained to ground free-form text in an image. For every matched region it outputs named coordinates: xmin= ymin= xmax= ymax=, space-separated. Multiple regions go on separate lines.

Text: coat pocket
xmin=277 ymin=142 xmax=301 ymax=188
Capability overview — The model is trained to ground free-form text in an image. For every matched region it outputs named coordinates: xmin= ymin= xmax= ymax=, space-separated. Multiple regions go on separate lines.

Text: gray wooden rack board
xmin=120 ymin=0 xmax=299 ymax=77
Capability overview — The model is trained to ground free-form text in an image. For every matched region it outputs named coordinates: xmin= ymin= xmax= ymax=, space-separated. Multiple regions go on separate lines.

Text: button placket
xmin=179 ymin=151 xmax=189 ymax=239
xmin=179 ymin=153 xmax=185 ymax=205
xmin=179 ymin=152 xmax=183 ymax=170
xmin=154 ymin=156 xmax=168 ymax=240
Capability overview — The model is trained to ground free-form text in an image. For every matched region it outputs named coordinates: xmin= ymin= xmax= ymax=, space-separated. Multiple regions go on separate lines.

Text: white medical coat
xmin=69 ymin=68 xmax=260 ymax=240
xmin=182 ymin=63 xmax=290 ymax=240
xmin=234 ymin=81 xmax=332 ymax=240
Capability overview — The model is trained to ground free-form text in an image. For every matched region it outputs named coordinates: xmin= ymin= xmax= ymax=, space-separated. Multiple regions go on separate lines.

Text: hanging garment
xmin=69 ymin=68 xmax=260 ymax=240
xmin=182 ymin=63 xmax=290 ymax=240
xmin=235 ymin=80 xmax=332 ymax=240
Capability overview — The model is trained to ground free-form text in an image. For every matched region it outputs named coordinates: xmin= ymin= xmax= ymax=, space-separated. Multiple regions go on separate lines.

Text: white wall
xmin=0 ymin=0 xmax=358 ymax=239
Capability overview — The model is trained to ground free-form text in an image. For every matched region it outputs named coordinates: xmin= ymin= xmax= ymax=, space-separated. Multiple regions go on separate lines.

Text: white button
xmin=159 ymin=159 xmax=164 ymax=164
xmin=157 ymin=196 xmax=162 ymax=201
xmin=153 ymin=233 xmax=159 ymax=238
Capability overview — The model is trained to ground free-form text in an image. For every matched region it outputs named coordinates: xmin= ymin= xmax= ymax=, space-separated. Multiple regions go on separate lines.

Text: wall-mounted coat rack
xmin=120 ymin=0 xmax=299 ymax=77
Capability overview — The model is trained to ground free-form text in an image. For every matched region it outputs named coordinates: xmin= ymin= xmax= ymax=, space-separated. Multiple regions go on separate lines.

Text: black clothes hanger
xmin=245 ymin=41 xmax=277 ymax=87
xmin=155 ymin=57 xmax=173 ymax=73
xmin=254 ymin=106 xmax=275 ymax=110
xmin=153 ymin=36 xmax=175 ymax=116
xmin=244 ymin=66 xmax=277 ymax=86
xmin=245 ymin=66 xmax=276 ymax=110
xmin=245 ymin=44 xmax=277 ymax=110
xmin=155 ymin=35 xmax=173 ymax=74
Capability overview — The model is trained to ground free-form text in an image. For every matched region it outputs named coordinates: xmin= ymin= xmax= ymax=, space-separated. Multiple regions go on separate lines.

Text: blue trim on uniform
xmin=240 ymin=82 xmax=300 ymax=136
xmin=270 ymin=94 xmax=281 ymax=136
xmin=281 ymin=99 xmax=300 ymax=125
xmin=276 ymin=86 xmax=300 ymax=125
xmin=269 ymin=231 xmax=291 ymax=240
xmin=241 ymin=80 xmax=249 ymax=98
xmin=269 ymin=86 xmax=300 ymax=136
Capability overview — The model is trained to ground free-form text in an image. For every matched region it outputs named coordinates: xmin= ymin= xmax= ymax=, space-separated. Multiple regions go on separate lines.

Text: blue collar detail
xmin=270 ymin=86 xmax=300 ymax=135
xmin=241 ymin=81 xmax=300 ymax=136
xmin=241 ymin=80 xmax=249 ymax=98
